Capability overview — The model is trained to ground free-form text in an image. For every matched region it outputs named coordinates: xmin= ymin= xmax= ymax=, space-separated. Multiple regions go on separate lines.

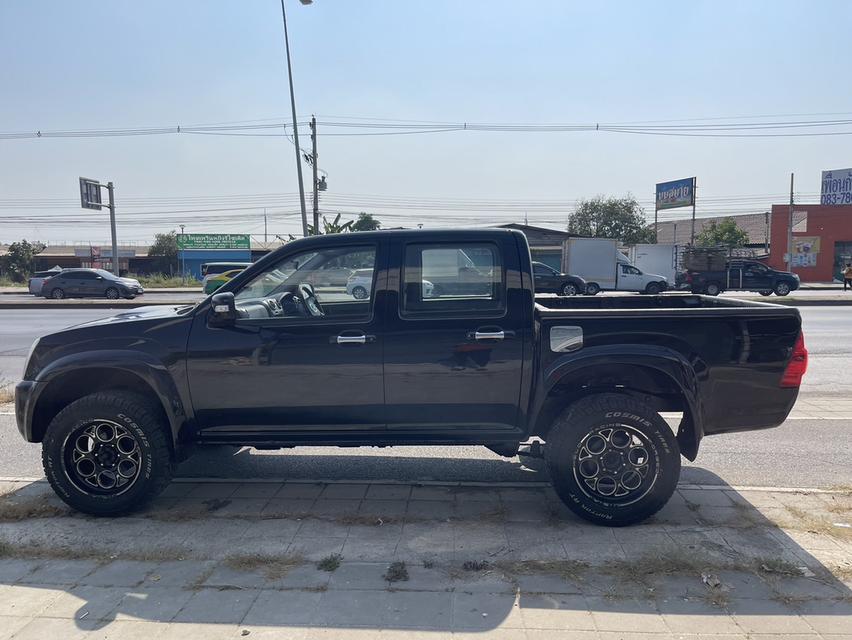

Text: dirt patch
xmin=781 ymin=505 xmax=852 ymax=541
xmin=0 ymin=539 xmax=186 ymax=563
xmin=0 ymin=495 xmax=69 ymax=521
xmin=497 ymin=559 xmax=588 ymax=583
xmin=224 ymin=553 xmax=304 ymax=580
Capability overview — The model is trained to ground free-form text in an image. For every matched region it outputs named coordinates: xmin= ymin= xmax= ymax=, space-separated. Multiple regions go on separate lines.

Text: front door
xmin=616 ymin=264 xmax=644 ymax=291
xmin=186 ymin=241 xmax=387 ymax=439
xmin=383 ymin=237 xmax=527 ymax=439
xmin=741 ymin=263 xmax=771 ymax=291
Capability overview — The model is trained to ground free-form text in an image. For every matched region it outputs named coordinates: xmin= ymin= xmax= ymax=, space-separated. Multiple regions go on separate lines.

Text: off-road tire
xmin=50 ymin=288 xmax=65 ymax=299
xmin=545 ymin=393 xmax=680 ymax=526
xmin=42 ymin=391 xmax=173 ymax=516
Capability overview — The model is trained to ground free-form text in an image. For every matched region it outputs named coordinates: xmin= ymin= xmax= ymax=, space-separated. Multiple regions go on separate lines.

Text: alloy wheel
xmin=63 ymin=419 xmax=143 ymax=495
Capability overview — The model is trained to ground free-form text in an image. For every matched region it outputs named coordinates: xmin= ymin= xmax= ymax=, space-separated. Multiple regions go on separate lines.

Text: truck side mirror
xmin=210 ymin=291 xmax=237 ymax=326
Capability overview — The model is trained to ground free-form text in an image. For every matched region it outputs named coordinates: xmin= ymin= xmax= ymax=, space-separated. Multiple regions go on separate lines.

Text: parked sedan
xmin=532 ymin=262 xmax=587 ymax=296
xmin=40 ymin=269 xmax=144 ymax=299
xmin=204 ymin=269 xmax=244 ymax=295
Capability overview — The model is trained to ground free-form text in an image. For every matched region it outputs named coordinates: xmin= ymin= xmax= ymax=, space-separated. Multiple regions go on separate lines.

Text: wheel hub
xmin=63 ymin=419 xmax=143 ymax=495
xmin=573 ymin=424 xmax=657 ymax=504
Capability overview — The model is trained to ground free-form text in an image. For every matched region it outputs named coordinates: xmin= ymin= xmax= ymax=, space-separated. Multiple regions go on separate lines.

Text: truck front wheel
xmin=42 ymin=391 xmax=173 ymax=516
xmin=545 ymin=393 xmax=680 ymax=526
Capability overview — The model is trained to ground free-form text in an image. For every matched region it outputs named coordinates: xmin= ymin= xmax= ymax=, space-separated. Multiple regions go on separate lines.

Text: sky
xmin=1 ymin=0 xmax=852 ymax=244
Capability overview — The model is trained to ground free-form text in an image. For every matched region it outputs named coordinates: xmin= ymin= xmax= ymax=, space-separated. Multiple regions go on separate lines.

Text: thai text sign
xmin=820 ymin=168 xmax=852 ymax=205
xmin=656 ymin=177 xmax=695 ymax=210
xmin=177 ymin=234 xmax=250 ymax=250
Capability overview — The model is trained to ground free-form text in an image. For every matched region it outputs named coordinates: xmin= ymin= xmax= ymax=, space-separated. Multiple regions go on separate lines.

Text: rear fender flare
xmin=531 ymin=345 xmax=705 ymax=460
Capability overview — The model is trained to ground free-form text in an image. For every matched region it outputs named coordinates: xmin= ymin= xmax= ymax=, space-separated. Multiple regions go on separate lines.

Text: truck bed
xmin=533 ymin=293 xmax=801 ymax=444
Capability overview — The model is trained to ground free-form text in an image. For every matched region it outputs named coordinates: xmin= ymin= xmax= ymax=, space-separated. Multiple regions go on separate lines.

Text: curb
xmin=1 ymin=476 xmax=848 ymax=494
xmin=0 ymin=300 xmax=198 ymax=309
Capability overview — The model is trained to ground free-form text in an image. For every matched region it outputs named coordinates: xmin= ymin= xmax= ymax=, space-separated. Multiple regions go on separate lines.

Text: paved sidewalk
xmin=0 ymin=479 xmax=849 ymax=639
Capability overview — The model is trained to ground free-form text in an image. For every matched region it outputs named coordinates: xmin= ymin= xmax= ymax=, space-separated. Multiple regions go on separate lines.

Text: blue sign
xmin=656 ymin=177 xmax=695 ymax=210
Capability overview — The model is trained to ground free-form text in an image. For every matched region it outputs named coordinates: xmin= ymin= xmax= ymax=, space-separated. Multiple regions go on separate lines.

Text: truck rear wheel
xmin=704 ymin=282 xmax=721 ymax=296
xmin=545 ymin=393 xmax=680 ymax=526
xmin=585 ymin=282 xmax=600 ymax=296
xmin=42 ymin=391 xmax=173 ymax=516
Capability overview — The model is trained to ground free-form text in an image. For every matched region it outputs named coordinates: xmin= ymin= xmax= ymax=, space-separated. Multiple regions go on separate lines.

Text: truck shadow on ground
xmin=0 ymin=467 xmax=850 ymax=634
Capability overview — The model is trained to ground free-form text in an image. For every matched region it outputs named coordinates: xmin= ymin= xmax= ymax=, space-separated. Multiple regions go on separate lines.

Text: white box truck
xmin=629 ymin=243 xmax=677 ymax=286
xmin=561 ymin=237 xmax=669 ymax=295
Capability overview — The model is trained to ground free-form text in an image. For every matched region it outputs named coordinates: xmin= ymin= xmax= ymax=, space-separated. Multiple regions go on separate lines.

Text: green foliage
xmin=128 ymin=273 xmax=198 ymax=288
xmin=0 ymin=239 xmax=46 ymax=282
xmin=148 ymin=231 xmax=179 ymax=274
xmin=695 ymin=218 xmax=750 ymax=249
xmin=308 ymin=213 xmax=354 ymax=235
xmin=351 ymin=212 xmax=381 ymax=231
xmin=568 ymin=196 xmax=656 ymax=244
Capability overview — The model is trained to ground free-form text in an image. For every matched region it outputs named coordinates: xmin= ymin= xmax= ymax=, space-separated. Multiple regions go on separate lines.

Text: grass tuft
xmin=384 ymin=561 xmax=409 ymax=583
xmin=0 ymin=495 xmax=68 ymax=521
xmin=317 ymin=553 xmax=342 ymax=572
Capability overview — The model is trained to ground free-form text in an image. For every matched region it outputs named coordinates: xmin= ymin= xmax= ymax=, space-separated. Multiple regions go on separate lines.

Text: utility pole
xmin=690 ymin=177 xmax=697 ymax=246
xmin=263 ymin=208 xmax=268 ymax=243
xmin=787 ymin=173 xmax=795 ymax=272
xmin=310 ymin=116 xmax=319 ymax=234
xmin=764 ymin=211 xmax=770 ymax=254
xmin=106 ymin=182 xmax=119 ymax=276
xmin=279 ymin=0 xmax=310 ymax=236
xmin=179 ymin=224 xmax=185 ymax=281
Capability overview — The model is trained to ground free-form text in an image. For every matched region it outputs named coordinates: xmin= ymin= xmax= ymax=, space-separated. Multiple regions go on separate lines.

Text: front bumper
xmin=14 ymin=380 xmax=38 ymax=441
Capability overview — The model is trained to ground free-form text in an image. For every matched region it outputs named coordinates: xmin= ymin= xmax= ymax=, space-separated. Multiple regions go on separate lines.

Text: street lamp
xmin=279 ymin=0 xmax=313 ymax=237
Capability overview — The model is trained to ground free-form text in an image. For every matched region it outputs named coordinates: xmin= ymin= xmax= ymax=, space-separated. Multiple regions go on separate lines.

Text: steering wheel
xmin=298 ymin=283 xmax=325 ymax=317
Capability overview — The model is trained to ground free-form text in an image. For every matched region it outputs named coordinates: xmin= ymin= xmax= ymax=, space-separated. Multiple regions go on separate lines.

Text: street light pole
xmin=279 ymin=0 xmax=311 ymax=237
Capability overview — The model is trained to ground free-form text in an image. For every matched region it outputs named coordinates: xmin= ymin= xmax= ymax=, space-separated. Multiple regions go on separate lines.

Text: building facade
xmin=766 ymin=204 xmax=852 ymax=282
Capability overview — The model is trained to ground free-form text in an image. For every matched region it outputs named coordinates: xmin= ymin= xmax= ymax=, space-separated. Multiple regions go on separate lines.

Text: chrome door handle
xmin=336 ymin=334 xmax=366 ymax=345
xmin=474 ymin=330 xmax=504 ymax=341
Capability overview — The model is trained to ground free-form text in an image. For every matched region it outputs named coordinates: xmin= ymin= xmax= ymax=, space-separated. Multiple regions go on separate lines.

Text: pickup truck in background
xmin=562 ymin=237 xmax=669 ymax=295
xmin=15 ymin=229 xmax=806 ymax=526
xmin=687 ymin=259 xmax=800 ymax=296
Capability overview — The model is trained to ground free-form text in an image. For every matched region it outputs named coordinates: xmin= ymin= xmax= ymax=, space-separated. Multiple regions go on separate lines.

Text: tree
xmin=568 ymin=196 xmax=656 ymax=244
xmin=0 ymin=239 xmax=45 ymax=282
xmin=695 ymin=218 xmax=749 ymax=249
xmin=307 ymin=213 xmax=354 ymax=235
xmin=148 ymin=231 xmax=179 ymax=274
xmin=351 ymin=212 xmax=381 ymax=232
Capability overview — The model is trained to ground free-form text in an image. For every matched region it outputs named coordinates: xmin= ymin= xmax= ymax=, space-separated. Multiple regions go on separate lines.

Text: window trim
xmin=399 ymin=240 xmax=507 ymax=320
xmin=231 ymin=243 xmax=380 ymax=325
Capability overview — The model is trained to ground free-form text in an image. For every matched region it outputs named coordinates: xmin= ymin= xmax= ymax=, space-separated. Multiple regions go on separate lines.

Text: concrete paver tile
xmin=112 ymin=587 xmax=195 ymax=622
xmin=0 ymin=615 xmax=31 ymax=640
xmin=157 ymin=482 xmax=199 ymax=499
xmin=84 ymin=561 xmax=157 ymax=587
xmin=10 ymin=616 xmax=90 ymax=640
xmin=273 ymin=564 xmax=332 ymax=590
xmin=327 ymin=562 xmax=389 ymax=590
xmin=525 ymin=631 xmax=597 ymax=640
xmin=0 ymin=558 xmax=39 ymax=583
xmin=364 ymin=484 xmax=411 ymax=501
xmin=680 ymin=489 xmax=737 ymax=507
xmin=313 ymin=588 xmax=390 ymax=627
xmin=241 ymin=588 xmax=323 ymax=626
xmin=656 ymin=596 xmax=743 ymax=634
xmin=310 ymin=499 xmax=361 ymax=518
xmin=585 ymin=595 xmax=669 ymax=633
xmin=240 ymin=517 xmax=302 ymax=541
xmin=0 ymin=585 xmax=61 ymax=617
xmin=261 ymin=498 xmax=316 ymax=517
xmin=295 ymin=518 xmax=350 ymax=538
xmin=406 ymin=499 xmax=453 ymax=520
xmin=357 ymin=499 xmax=408 ymax=519
xmin=40 ymin=585 xmax=125 ymax=620
xmin=410 ymin=486 xmax=455 ymax=501
xmin=512 ymin=571 xmax=583 ymax=595
xmin=340 ymin=538 xmax=400 ymax=561
xmin=453 ymin=574 xmax=515 ymax=595
xmin=184 ymin=483 xmax=240 ymax=499
xmin=21 ymin=559 xmax=98 ymax=586
xmin=795 ymin=597 xmax=852 ymax=635
xmin=287 ymin=537 xmax=346 ymax=562
xmin=156 ymin=622 xmax=238 ymax=640
xmin=208 ymin=498 xmax=269 ymax=518
xmin=453 ymin=487 xmax=501 ymax=503
xmin=517 ymin=593 xmax=595 ymax=630
xmin=729 ymin=598 xmax=816 ymax=634
xmin=230 ymin=483 xmax=282 ymax=499
xmin=451 ymin=591 xmax=523 ymax=630
xmin=144 ymin=560 xmax=216 ymax=588
xmin=275 ymin=483 xmax=325 ymax=499
xmin=80 ymin=619 xmax=170 ymax=639
xmin=385 ymin=590 xmax=453 ymax=628
xmin=172 ymin=588 xmax=260 ymax=625
xmin=320 ymin=483 xmax=368 ymax=500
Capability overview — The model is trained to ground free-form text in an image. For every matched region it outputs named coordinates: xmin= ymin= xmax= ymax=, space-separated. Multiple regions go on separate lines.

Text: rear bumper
xmin=14 ymin=380 xmax=38 ymax=441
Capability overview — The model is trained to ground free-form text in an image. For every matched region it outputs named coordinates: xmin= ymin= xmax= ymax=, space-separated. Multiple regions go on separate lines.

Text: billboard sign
xmin=79 ymin=177 xmax=102 ymax=210
xmin=177 ymin=233 xmax=251 ymax=250
xmin=655 ymin=177 xmax=695 ymax=210
xmin=792 ymin=236 xmax=820 ymax=268
xmin=820 ymin=168 xmax=852 ymax=205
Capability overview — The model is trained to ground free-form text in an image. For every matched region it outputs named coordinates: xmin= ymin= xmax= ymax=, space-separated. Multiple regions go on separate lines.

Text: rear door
xmin=383 ymin=234 xmax=527 ymax=438
xmin=533 ymin=263 xmax=558 ymax=293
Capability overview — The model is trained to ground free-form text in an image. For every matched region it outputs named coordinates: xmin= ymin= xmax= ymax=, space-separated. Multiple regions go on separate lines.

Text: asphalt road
xmin=0 ymin=306 xmax=849 ymax=487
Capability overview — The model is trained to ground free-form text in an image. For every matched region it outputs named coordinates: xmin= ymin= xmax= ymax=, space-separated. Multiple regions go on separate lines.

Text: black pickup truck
xmin=15 ymin=229 xmax=807 ymax=526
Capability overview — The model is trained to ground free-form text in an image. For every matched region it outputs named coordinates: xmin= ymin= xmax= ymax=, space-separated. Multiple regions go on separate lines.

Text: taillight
xmin=780 ymin=332 xmax=808 ymax=388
